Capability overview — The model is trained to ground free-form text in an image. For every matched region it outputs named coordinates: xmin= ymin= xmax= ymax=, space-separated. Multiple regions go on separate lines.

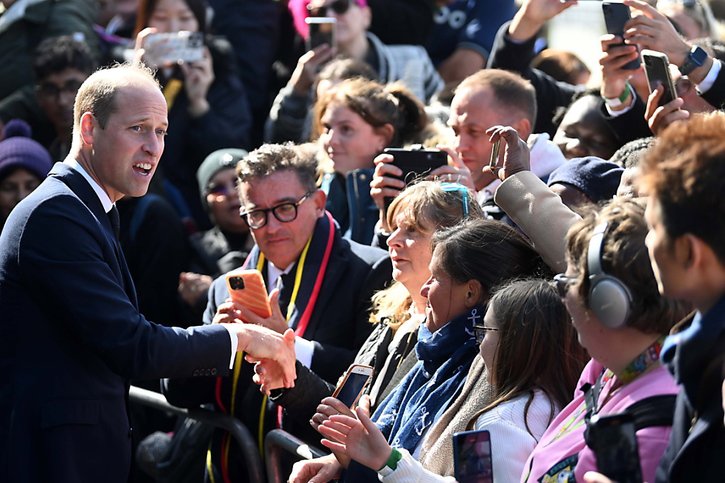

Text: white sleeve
xmin=221 ymin=324 xmax=239 ymax=369
xmin=473 ymin=395 xmax=552 ymax=483
xmin=380 ymin=449 xmax=456 ymax=483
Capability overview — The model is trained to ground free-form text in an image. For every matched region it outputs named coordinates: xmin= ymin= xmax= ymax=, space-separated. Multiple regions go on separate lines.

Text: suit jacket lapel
xmin=50 ymin=163 xmax=139 ymax=308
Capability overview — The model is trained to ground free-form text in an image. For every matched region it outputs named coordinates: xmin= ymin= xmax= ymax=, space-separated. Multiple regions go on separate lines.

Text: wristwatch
xmin=377 ymin=448 xmax=403 ymax=477
xmin=679 ymin=45 xmax=708 ymax=76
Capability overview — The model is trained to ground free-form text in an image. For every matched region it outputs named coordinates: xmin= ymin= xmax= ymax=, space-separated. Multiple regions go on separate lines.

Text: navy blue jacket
xmin=0 ymin=163 xmax=233 ymax=483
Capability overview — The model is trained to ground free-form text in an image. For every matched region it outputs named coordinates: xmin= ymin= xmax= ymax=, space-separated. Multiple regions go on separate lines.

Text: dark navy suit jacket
xmin=0 ymin=163 xmax=232 ymax=483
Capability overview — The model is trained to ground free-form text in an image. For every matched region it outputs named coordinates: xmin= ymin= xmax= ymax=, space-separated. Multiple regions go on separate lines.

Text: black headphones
xmin=587 ymin=221 xmax=633 ymax=328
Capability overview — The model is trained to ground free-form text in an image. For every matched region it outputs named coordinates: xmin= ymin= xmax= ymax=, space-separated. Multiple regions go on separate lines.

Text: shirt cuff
xmin=604 ymin=90 xmax=638 ymax=117
xmin=221 ymin=324 xmax=239 ymax=369
xmin=696 ymin=59 xmax=721 ymax=93
xmin=295 ymin=336 xmax=314 ymax=368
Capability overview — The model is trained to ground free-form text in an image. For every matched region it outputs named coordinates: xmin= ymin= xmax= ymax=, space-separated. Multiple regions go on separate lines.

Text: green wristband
xmin=378 ymin=448 xmax=403 ymax=476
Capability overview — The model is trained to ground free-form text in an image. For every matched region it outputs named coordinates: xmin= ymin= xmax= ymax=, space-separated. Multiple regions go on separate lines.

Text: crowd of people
xmin=1 ymin=0 xmax=725 ymax=482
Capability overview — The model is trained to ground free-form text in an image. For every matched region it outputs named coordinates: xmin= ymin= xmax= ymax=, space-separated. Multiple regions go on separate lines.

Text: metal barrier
xmin=264 ymin=429 xmax=327 ymax=483
xmin=129 ymin=385 xmax=264 ymax=482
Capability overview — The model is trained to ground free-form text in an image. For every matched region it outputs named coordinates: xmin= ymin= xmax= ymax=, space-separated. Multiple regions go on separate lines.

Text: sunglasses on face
xmin=307 ymin=0 xmax=354 ymax=17
xmin=207 ymin=179 xmax=239 ymax=197
xmin=473 ymin=324 xmax=499 ymax=345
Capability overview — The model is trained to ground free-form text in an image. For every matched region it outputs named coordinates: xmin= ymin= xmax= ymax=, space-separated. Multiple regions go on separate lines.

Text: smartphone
xmin=488 ymin=139 xmax=501 ymax=170
xmin=452 ymin=430 xmax=493 ymax=483
xmin=586 ymin=413 xmax=643 ymax=483
xmin=332 ymin=364 xmax=374 ymax=408
xmin=225 ymin=269 xmax=272 ymax=319
xmin=143 ymin=31 xmax=204 ymax=67
xmin=305 ymin=17 xmax=336 ymax=51
xmin=642 ymin=50 xmax=678 ymax=107
xmin=602 ymin=2 xmax=640 ymax=70
xmin=384 ymin=148 xmax=448 ymax=186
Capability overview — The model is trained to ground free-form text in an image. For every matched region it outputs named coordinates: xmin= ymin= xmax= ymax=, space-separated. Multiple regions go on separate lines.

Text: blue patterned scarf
xmin=372 ymin=306 xmax=483 ymax=452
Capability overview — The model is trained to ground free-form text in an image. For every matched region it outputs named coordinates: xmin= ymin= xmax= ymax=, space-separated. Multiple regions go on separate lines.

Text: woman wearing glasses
xmin=488 ymin=127 xmax=691 ymax=483
xmin=521 ymin=199 xmax=689 ymax=483
xmin=253 ymin=181 xmax=483 ymax=435
xmin=315 ymin=279 xmax=585 ymax=483
xmin=266 ymin=0 xmax=443 ymax=144
xmin=290 ymin=217 xmax=548 ymax=483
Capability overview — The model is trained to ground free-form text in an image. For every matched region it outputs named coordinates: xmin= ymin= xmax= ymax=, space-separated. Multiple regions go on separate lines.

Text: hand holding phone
xmin=453 ymin=430 xmax=493 ymax=483
xmin=602 ymin=2 xmax=640 ymax=70
xmin=642 ymin=49 xmax=677 ymax=107
xmin=382 ymin=147 xmax=448 ymax=212
xmin=225 ymin=269 xmax=272 ymax=319
xmin=332 ymin=364 xmax=374 ymax=408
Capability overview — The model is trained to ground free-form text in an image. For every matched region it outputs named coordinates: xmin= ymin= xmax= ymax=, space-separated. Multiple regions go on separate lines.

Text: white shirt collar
xmin=64 ymin=158 xmax=114 ymax=213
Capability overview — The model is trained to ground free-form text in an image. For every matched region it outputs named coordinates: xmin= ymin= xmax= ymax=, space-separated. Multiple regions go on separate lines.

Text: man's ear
xmin=79 ymin=112 xmax=97 ymax=146
xmin=511 ymin=117 xmax=532 ymax=140
xmin=311 ymin=188 xmax=327 ymax=218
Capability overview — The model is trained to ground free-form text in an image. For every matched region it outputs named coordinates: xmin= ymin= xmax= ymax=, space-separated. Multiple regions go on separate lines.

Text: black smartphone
xmin=384 ymin=148 xmax=448 ymax=185
xmin=332 ymin=364 xmax=373 ymax=408
xmin=452 ymin=430 xmax=493 ymax=483
xmin=382 ymin=148 xmax=448 ymax=212
xmin=643 ymin=49 xmax=678 ymax=107
xmin=305 ymin=17 xmax=336 ymax=51
xmin=602 ymin=2 xmax=640 ymax=70
xmin=586 ymin=413 xmax=643 ymax=483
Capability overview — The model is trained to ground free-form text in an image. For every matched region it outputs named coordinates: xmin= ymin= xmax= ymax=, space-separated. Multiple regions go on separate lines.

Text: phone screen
xmin=334 ymin=370 xmax=372 ymax=407
xmin=306 ymin=18 xmax=336 ymax=51
xmin=602 ymin=2 xmax=640 ymax=70
xmin=453 ymin=430 xmax=493 ymax=483
xmin=643 ymin=52 xmax=676 ymax=106
xmin=587 ymin=414 xmax=642 ymax=483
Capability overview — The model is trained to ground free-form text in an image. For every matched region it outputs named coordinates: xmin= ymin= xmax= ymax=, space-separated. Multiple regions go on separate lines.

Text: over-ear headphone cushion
xmin=589 ymin=275 xmax=631 ymax=328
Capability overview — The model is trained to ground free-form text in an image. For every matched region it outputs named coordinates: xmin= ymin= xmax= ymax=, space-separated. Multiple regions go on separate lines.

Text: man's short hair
xmin=34 ymin=35 xmax=97 ymax=81
xmin=236 ymin=143 xmax=318 ymax=193
xmin=639 ymin=113 xmax=725 ymax=265
xmin=73 ymin=63 xmax=159 ymax=130
xmin=455 ymin=69 xmax=537 ymax=127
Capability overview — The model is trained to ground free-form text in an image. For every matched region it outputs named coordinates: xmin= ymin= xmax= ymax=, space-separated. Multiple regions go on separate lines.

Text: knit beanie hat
xmin=0 ymin=119 xmax=53 ymax=182
xmin=547 ymin=156 xmax=623 ymax=203
xmin=196 ymin=148 xmax=248 ymax=209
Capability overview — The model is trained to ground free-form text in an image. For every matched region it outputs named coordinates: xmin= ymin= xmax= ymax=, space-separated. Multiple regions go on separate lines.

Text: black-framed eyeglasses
xmin=36 ymin=79 xmax=84 ymax=99
xmin=473 ymin=324 xmax=499 ymax=345
xmin=553 ymin=273 xmax=577 ymax=298
xmin=239 ymin=191 xmax=313 ymax=229
xmin=307 ymin=0 xmax=353 ymax=17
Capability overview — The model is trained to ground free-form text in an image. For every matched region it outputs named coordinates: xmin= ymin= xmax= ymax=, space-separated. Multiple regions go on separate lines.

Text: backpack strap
xmin=626 ymin=394 xmax=677 ymax=431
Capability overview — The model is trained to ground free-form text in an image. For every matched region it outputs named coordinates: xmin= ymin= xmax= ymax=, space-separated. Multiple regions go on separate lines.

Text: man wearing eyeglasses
xmin=164 ymin=143 xmax=392 ymax=482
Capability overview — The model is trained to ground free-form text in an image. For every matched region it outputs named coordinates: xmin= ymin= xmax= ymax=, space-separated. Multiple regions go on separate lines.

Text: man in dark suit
xmin=0 ymin=63 xmax=296 ymax=483
xmin=638 ymin=114 xmax=725 ymax=482
xmin=164 ymin=143 xmax=392 ymax=482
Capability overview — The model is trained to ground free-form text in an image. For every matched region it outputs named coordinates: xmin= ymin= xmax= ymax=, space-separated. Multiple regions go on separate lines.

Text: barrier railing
xmin=264 ymin=429 xmax=326 ymax=483
xmin=129 ymin=385 xmax=264 ymax=482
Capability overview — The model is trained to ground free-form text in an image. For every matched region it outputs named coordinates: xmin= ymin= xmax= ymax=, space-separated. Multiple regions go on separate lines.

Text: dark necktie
xmin=108 ymin=205 xmax=120 ymax=239
xmin=277 ymin=270 xmax=294 ymax=314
